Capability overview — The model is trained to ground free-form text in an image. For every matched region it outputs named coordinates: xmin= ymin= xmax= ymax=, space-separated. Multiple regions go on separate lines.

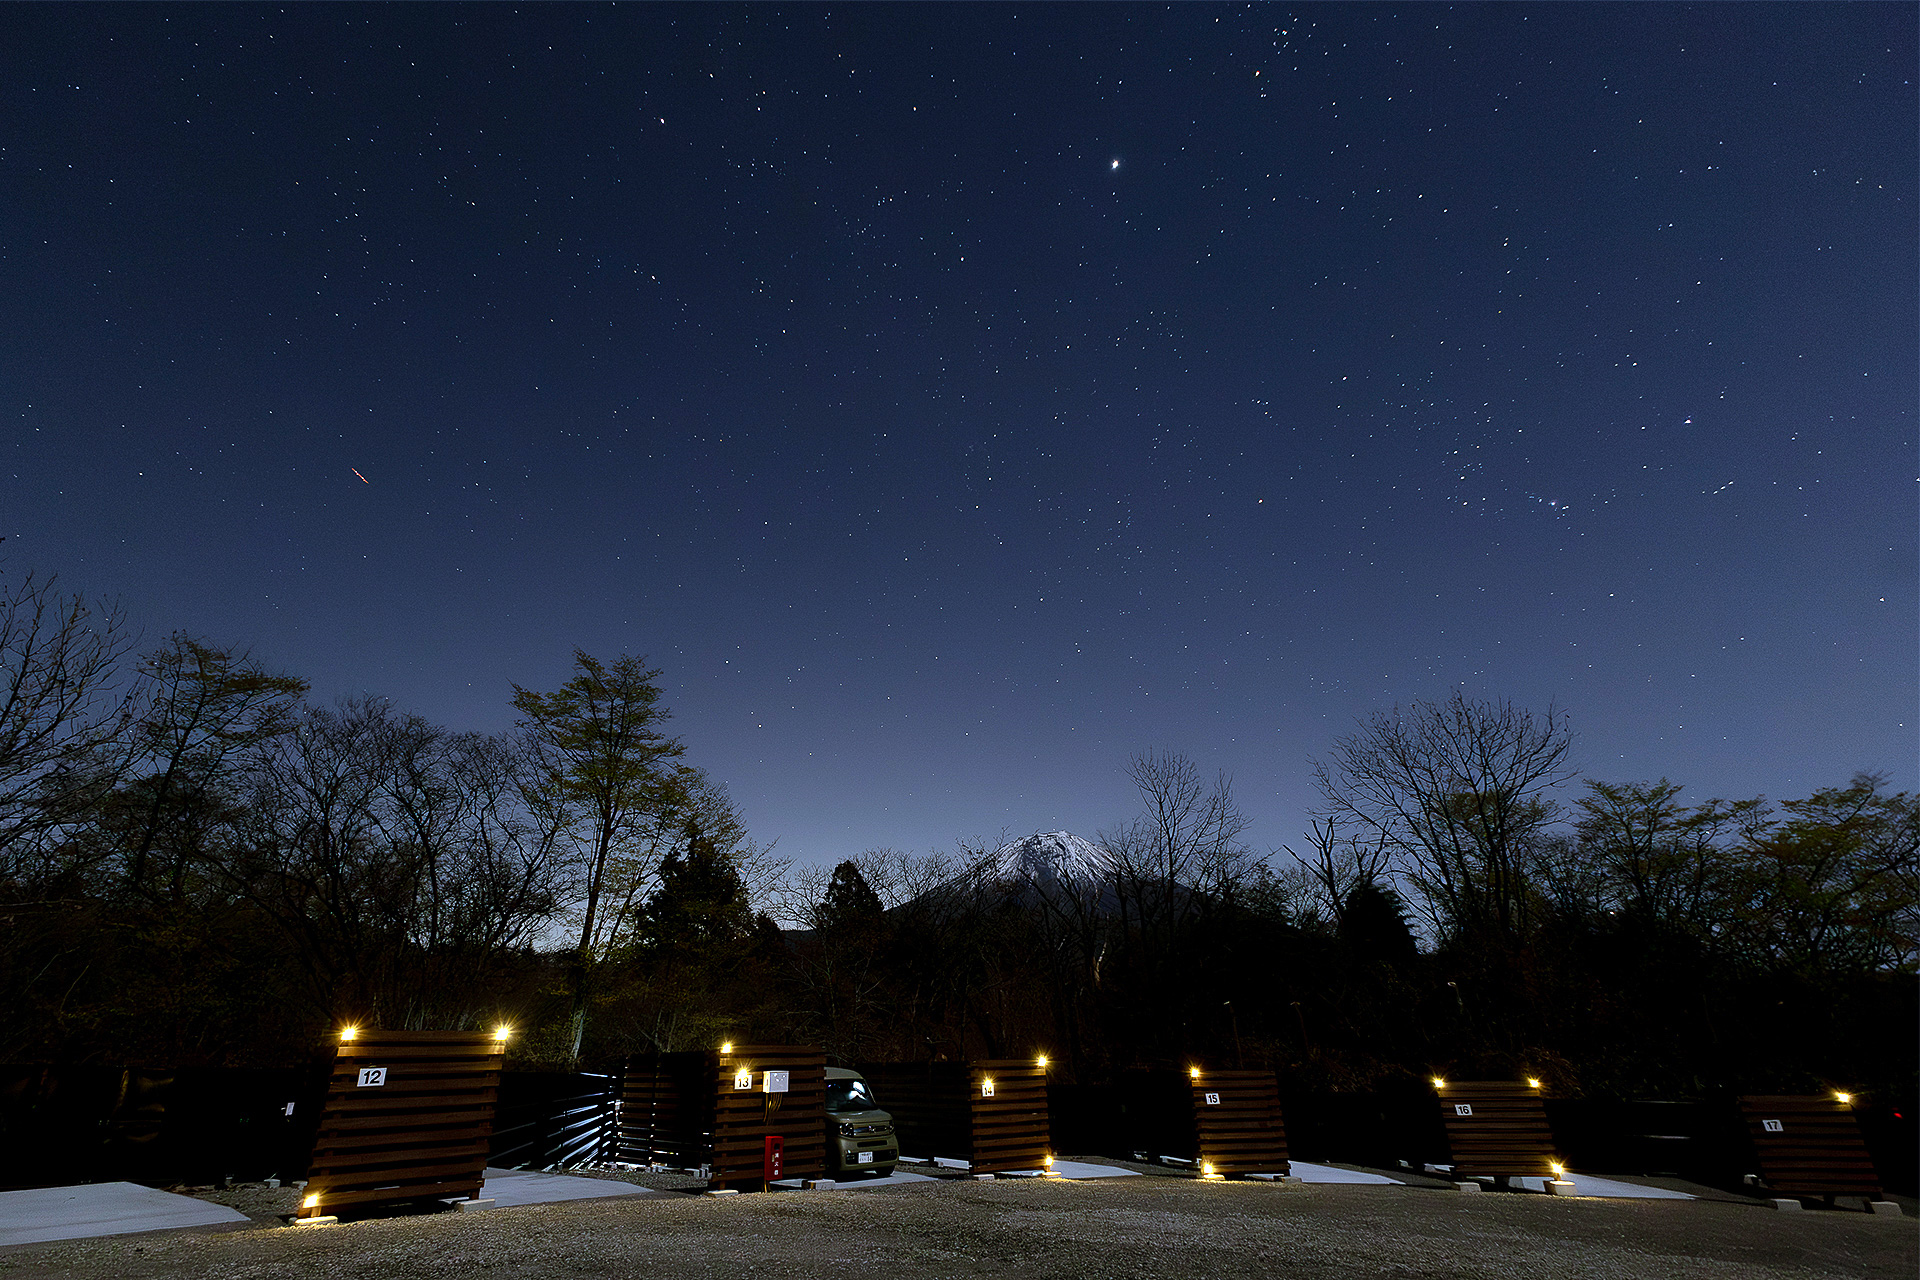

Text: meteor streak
xmin=351 ymin=468 xmax=369 ymax=483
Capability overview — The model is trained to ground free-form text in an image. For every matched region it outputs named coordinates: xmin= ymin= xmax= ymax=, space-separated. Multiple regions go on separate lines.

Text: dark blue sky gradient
xmin=5 ymin=4 xmax=1914 ymax=864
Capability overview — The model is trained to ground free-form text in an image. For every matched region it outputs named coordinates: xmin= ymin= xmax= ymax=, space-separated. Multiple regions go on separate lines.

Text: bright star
xmin=1110 ymin=158 xmax=1121 ymax=171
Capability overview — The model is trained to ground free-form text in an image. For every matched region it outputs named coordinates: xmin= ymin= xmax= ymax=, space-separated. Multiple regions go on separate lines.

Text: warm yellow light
xmin=1043 ymin=1153 xmax=1054 ymax=1167
xmin=1431 ymin=1076 xmax=1445 ymax=1089
xmin=720 ymin=1042 xmax=733 ymax=1054
xmin=1549 ymin=1162 xmax=1565 ymax=1176
xmin=1188 ymin=1066 xmax=1201 ymax=1079
xmin=1835 ymin=1091 xmax=1852 ymax=1104
xmin=1201 ymin=1161 xmax=1216 ymax=1176
xmin=339 ymin=1026 xmax=357 ymax=1043
xmin=1036 ymin=1055 xmax=1049 ymax=1069
xmin=302 ymin=1193 xmax=320 ymax=1209
xmin=1527 ymin=1078 xmax=1542 ymax=1089
xmin=493 ymin=1024 xmax=511 ymax=1042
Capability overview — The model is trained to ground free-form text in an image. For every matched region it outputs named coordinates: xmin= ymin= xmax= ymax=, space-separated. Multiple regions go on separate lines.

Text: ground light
xmin=303 ymin=1194 xmax=320 ymax=1210
xmin=340 ymin=1027 xmax=357 ymax=1042
xmin=1200 ymin=1161 xmax=1222 ymax=1181
xmin=1550 ymin=1162 xmax=1565 ymax=1176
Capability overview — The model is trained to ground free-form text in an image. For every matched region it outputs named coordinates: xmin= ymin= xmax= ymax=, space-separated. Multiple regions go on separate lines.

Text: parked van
xmin=825 ymin=1067 xmax=898 ymax=1177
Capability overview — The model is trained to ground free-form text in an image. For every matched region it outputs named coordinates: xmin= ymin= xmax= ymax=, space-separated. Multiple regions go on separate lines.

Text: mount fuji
xmin=967 ymin=831 xmax=1115 ymax=890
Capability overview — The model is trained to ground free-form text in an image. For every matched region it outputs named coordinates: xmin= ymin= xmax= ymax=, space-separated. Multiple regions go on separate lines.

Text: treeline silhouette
xmin=1 ymin=571 xmax=1913 ymax=1112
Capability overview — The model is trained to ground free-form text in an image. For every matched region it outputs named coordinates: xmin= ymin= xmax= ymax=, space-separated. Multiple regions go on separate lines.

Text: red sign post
xmin=763 ymin=1134 xmax=784 ymax=1181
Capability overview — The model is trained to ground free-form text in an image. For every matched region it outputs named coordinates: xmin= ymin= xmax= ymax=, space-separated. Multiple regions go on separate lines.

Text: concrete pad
xmin=1869 ymin=1201 xmax=1903 ymax=1216
xmin=1289 ymin=1162 xmax=1403 ymax=1186
xmin=1770 ymin=1198 xmax=1803 ymax=1211
xmin=1513 ymin=1174 xmax=1694 ymax=1200
xmin=771 ymin=1171 xmax=936 ymax=1191
xmin=0 ymin=1182 xmax=249 ymax=1246
xmin=843 ymin=1171 xmax=936 ymax=1188
xmin=478 ymin=1168 xmax=667 ymax=1208
xmin=1048 ymin=1160 xmax=1141 ymax=1180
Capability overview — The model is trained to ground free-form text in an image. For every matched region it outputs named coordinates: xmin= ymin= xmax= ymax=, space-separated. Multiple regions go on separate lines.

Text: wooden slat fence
xmin=1118 ymin=1069 xmax=1289 ymax=1178
xmin=1434 ymin=1080 xmax=1559 ymax=1180
xmin=618 ymin=1053 xmax=710 ymax=1169
xmin=860 ymin=1063 xmax=971 ymax=1163
xmin=969 ymin=1060 xmax=1050 ymax=1175
xmin=710 ymin=1045 xmax=826 ymax=1190
xmin=861 ymin=1060 xmax=1051 ymax=1175
xmin=1737 ymin=1095 xmax=1882 ymax=1201
xmin=300 ymin=1030 xmax=505 ymax=1219
xmin=1190 ymin=1069 xmax=1290 ymax=1177
xmin=618 ymin=1046 xmax=827 ymax=1190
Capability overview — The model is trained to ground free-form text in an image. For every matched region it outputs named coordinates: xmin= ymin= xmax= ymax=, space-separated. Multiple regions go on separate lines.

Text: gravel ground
xmin=2 ymin=1175 xmax=1911 ymax=1280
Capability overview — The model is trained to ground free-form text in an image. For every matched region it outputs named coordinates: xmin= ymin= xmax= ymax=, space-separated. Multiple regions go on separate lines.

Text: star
xmin=1110 ymin=158 xmax=1121 ymax=171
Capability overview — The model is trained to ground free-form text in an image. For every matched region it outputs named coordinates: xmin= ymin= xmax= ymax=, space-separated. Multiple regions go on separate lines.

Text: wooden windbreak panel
xmin=302 ymin=1031 xmax=505 ymax=1218
xmin=709 ymin=1045 xmax=826 ymax=1190
xmin=968 ymin=1060 xmax=1049 ymax=1175
xmin=1738 ymin=1096 xmax=1882 ymax=1199
xmin=1190 ymin=1070 xmax=1289 ymax=1177
xmin=861 ymin=1063 xmax=970 ymax=1161
xmin=617 ymin=1052 xmax=709 ymax=1169
xmin=859 ymin=1062 xmax=1051 ymax=1175
xmin=1435 ymin=1081 xmax=1558 ymax=1179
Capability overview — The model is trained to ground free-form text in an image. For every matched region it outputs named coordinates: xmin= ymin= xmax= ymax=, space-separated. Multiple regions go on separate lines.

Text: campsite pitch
xmin=0 ymin=1173 xmax=1910 ymax=1280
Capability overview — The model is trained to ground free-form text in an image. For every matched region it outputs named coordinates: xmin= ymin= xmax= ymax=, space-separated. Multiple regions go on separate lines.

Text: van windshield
xmin=826 ymin=1078 xmax=877 ymax=1113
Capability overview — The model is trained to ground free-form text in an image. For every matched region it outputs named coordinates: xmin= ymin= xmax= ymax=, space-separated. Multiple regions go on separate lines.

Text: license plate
xmin=857 ymin=1152 xmax=874 ymax=1164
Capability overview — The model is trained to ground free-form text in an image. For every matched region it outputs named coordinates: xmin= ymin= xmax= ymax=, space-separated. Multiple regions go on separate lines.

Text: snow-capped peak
xmin=976 ymin=831 xmax=1114 ymax=887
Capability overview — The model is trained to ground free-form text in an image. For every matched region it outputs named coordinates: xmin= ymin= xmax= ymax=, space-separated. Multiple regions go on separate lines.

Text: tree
xmin=1571 ymin=778 xmax=1758 ymax=937
xmin=116 ymin=634 xmax=307 ymax=903
xmin=1728 ymin=774 xmax=1920 ymax=980
xmin=0 ymin=572 xmax=136 ymax=882
xmin=512 ymin=651 xmax=686 ymax=1063
xmin=1312 ymin=692 xmax=1574 ymax=943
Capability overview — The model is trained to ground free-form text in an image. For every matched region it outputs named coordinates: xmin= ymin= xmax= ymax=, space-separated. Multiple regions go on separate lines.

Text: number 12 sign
xmin=356 ymin=1067 xmax=388 ymax=1088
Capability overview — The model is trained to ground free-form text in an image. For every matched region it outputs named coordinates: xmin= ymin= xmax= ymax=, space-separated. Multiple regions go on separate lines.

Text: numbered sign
xmin=981 ymin=1079 xmax=996 ymax=1098
xmin=1454 ymin=1103 xmax=1473 ymax=1116
xmin=1762 ymin=1119 xmax=1784 ymax=1133
xmin=356 ymin=1067 xmax=388 ymax=1088
xmin=763 ymin=1069 xmax=790 ymax=1094
xmin=1204 ymin=1092 xmax=1221 ymax=1106
xmin=734 ymin=1068 xmax=755 ymax=1090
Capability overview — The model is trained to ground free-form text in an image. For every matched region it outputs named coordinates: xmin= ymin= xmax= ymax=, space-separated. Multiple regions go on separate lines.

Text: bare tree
xmin=1311 ymin=692 xmax=1574 ymax=943
xmin=0 ymin=573 xmax=137 ymax=883
xmin=115 ymin=634 xmax=307 ymax=904
xmin=1284 ymin=814 xmax=1394 ymax=929
xmin=1102 ymin=749 xmax=1256 ymax=935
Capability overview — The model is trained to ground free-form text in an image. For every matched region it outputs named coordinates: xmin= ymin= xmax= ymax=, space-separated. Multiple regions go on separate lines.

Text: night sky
xmin=5 ymin=4 xmax=1914 ymax=867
